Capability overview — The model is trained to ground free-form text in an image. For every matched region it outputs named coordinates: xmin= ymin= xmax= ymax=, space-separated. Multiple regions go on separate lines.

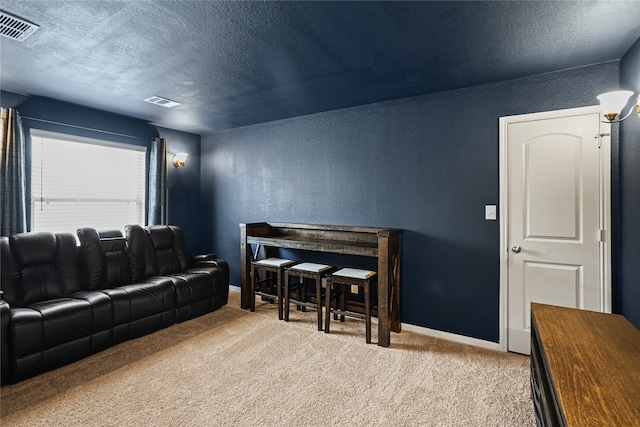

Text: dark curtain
xmin=147 ymin=137 xmax=168 ymax=225
xmin=0 ymin=108 xmax=27 ymax=236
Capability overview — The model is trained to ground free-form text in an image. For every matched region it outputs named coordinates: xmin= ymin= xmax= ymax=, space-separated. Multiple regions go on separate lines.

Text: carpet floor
xmin=1 ymin=290 xmax=535 ymax=426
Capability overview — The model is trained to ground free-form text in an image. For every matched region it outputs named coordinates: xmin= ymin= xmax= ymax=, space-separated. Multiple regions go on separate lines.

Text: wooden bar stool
xmin=251 ymin=258 xmax=296 ymax=320
xmin=325 ymin=268 xmax=377 ymax=343
xmin=284 ymin=262 xmax=334 ymax=331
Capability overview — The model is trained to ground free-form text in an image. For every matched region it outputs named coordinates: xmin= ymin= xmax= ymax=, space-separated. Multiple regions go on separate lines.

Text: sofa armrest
xmin=191 ymin=253 xmax=217 ymax=263
xmin=1 ymin=299 xmax=11 ymax=385
xmin=202 ymin=259 xmax=229 ymax=284
xmin=189 ymin=257 xmax=229 ymax=285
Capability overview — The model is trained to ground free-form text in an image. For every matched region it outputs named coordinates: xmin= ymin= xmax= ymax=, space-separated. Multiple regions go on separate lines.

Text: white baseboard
xmin=401 ymin=322 xmax=504 ymax=352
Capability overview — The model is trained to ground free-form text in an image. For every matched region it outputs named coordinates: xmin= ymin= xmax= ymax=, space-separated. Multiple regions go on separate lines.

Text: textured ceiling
xmin=1 ymin=1 xmax=640 ymax=135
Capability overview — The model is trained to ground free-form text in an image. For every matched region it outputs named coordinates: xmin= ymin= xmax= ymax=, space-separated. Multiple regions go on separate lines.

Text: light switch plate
xmin=485 ymin=205 xmax=497 ymax=220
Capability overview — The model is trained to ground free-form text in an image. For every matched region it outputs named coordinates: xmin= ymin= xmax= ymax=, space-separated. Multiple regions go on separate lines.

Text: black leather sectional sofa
xmin=0 ymin=224 xmax=229 ymax=385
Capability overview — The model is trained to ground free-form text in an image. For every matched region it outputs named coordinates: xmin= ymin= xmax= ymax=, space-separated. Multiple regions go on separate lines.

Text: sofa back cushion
xmin=5 ymin=232 xmax=81 ymax=306
xmin=126 ymin=224 xmax=158 ymax=280
xmin=1 ymin=237 xmax=19 ymax=305
xmin=101 ymin=237 xmax=132 ymax=287
xmin=146 ymin=226 xmax=189 ymax=275
xmin=124 ymin=225 xmax=190 ymax=278
xmin=78 ymin=227 xmax=132 ymax=289
xmin=168 ymin=226 xmax=190 ymax=270
xmin=77 ymin=228 xmax=105 ymax=290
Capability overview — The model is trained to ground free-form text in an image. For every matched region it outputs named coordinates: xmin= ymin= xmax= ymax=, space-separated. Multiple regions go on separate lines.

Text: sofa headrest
xmin=77 ymin=227 xmax=105 ymax=290
xmin=10 ymin=232 xmax=57 ymax=266
xmin=126 ymin=224 xmax=157 ymax=280
xmin=146 ymin=226 xmax=173 ymax=249
xmin=100 ymin=237 xmax=126 ymax=252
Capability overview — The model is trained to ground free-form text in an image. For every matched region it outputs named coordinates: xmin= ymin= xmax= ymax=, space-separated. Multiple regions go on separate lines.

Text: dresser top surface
xmin=532 ymin=303 xmax=640 ymax=426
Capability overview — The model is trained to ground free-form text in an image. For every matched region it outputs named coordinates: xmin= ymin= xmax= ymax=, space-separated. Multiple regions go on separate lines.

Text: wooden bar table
xmin=240 ymin=222 xmax=401 ymax=347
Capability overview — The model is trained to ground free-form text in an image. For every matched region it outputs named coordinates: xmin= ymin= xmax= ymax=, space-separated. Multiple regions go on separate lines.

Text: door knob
xmin=511 ymin=245 xmax=521 ymax=253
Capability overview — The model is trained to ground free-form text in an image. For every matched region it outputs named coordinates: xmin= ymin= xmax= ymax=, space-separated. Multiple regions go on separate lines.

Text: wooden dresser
xmin=530 ymin=303 xmax=640 ymax=426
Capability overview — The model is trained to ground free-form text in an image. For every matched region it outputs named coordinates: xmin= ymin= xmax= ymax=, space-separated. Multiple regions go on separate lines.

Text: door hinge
xmin=599 ymin=229 xmax=606 ymax=242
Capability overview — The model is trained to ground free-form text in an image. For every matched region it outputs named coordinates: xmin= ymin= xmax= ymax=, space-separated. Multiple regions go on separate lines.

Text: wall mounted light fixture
xmin=596 ymin=90 xmax=640 ymax=123
xmin=172 ymin=152 xmax=188 ymax=167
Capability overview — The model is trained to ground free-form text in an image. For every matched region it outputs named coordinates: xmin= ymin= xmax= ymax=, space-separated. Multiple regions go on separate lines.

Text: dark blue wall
xmin=201 ymin=62 xmax=621 ymax=342
xmin=0 ymin=94 xmax=203 ymax=251
xmin=156 ymin=126 xmax=203 ymax=254
xmin=620 ymin=39 xmax=640 ymax=328
xmin=4 ymin=95 xmax=158 ymax=146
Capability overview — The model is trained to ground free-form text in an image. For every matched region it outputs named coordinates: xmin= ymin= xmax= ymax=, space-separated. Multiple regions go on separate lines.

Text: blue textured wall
xmin=156 ymin=126 xmax=203 ymax=253
xmin=620 ymin=39 xmax=640 ymax=328
xmin=201 ymin=62 xmax=621 ymax=342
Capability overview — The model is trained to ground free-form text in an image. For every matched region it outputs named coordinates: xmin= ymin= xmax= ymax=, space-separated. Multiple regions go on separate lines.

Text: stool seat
xmin=251 ymin=258 xmax=296 ymax=320
xmin=284 ymin=262 xmax=334 ymax=330
xmin=325 ymin=268 xmax=377 ymax=343
xmin=288 ymin=262 xmax=333 ymax=274
xmin=332 ymin=268 xmax=376 ymax=279
xmin=254 ymin=258 xmax=296 ymax=268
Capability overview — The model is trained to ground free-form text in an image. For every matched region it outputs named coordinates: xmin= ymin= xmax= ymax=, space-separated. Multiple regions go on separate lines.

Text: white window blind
xmin=30 ymin=130 xmax=146 ymax=235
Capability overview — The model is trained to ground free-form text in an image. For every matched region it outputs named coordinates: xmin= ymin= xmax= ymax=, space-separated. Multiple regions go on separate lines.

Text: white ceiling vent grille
xmin=144 ymin=96 xmax=181 ymax=108
xmin=0 ymin=10 xmax=39 ymax=42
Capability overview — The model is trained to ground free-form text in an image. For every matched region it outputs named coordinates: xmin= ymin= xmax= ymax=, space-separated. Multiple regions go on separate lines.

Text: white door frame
xmin=498 ymin=105 xmax=612 ymax=352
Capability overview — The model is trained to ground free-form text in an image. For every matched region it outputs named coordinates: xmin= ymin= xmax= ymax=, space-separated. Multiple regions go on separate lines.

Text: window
xmin=30 ymin=130 xmax=146 ymax=235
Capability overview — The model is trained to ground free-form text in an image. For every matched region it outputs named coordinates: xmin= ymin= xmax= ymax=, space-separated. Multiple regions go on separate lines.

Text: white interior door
xmin=500 ymin=106 xmax=611 ymax=355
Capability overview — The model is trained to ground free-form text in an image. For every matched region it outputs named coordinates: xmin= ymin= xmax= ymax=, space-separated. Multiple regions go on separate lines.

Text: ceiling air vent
xmin=0 ymin=10 xmax=39 ymax=42
xmin=144 ymin=96 xmax=181 ymax=108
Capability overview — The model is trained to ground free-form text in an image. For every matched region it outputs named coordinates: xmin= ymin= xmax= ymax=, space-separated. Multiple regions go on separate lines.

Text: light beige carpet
xmin=1 ymin=290 xmax=535 ymax=426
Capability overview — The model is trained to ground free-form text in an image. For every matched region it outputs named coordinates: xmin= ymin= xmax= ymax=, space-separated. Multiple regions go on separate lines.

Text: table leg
xmin=240 ymin=225 xmax=251 ymax=309
xmin=377 ymin=252 xmax=391 ymax=347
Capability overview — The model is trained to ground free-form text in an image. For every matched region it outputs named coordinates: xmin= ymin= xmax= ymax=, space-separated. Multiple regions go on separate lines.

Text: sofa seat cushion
xmin=101 ymin=277 xmax=175 ymax=325
xmin=69 ymin=290 xmax=114 ymax=332
xmin=11 ymin=298 xmax=93 ymax=357
xmin=186 ymin=265 xmax=227 ymax=296
xmin=163 ymin=272 xmax=214 ymax=307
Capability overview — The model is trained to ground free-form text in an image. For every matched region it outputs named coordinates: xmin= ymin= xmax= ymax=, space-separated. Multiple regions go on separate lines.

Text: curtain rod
xmin=20 ymin=116 xmax=150 ymax=141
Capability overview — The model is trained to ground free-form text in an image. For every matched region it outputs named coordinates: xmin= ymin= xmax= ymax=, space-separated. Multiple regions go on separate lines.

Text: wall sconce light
xmin=172 ymin=152 xmax=188 ymax=167
xmin=596 ymin=90 xmax=640 ymax=123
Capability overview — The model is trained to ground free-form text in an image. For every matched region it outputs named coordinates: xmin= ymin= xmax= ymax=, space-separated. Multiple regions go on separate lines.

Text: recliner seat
xmin=132 ymin=225 xmax=229 ymax=322
xmin=1 ymin=232 xmax=114 ymax=383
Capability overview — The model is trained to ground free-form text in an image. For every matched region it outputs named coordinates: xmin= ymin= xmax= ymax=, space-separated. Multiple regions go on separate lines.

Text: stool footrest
xmin=254 ymin=291 xmax=278 ymax=301
xmin=329 ymin=308 xmax=367 ymax=320
xmin=288 ymin=299 xmax=318 ymax=310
